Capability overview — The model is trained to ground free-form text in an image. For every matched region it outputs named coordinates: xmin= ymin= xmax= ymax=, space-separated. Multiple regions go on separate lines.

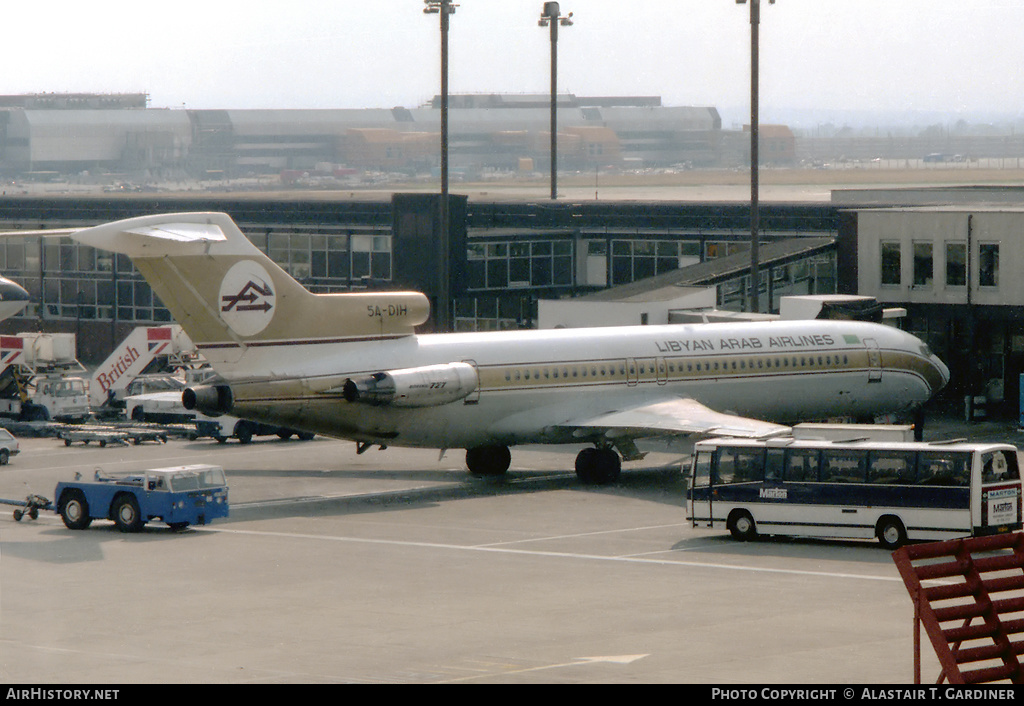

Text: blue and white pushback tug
xmin=52 ymin=464 xmax=229 ymax=532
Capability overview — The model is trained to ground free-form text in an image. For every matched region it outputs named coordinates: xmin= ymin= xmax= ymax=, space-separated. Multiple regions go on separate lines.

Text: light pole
xmin=736 ymin=0 xmax=773 ymax=313
xmin=539 ymin=2 xmax=572 ymax=201
xmin=424 ymin=0 xmax=457 ymax=330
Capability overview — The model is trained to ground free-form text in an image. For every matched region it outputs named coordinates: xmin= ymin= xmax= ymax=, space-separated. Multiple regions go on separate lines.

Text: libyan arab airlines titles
xmin=655 ymin=334 xmax=838 ymax=354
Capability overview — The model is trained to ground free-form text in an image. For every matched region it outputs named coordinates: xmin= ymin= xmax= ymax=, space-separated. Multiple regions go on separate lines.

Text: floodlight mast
xmin=539 ymin=2 xmax=573 ymax=201
xmin=423 ymin=0 xmax=458 ymax=330
xmin=735 ymin=0 xmax=774 ymax=313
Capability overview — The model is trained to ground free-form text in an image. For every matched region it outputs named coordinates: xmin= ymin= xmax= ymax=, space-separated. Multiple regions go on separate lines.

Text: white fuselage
xmin=212 ymin=318 xmax=949 ymax=450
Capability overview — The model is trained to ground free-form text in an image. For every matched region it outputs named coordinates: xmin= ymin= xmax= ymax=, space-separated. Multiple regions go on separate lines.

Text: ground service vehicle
xmin=195 ymin=413 xmax=315 ymax=443
xmin=55 ymin=465 xmax=228 ymax=532
xmin=687 ymin=437 xmax=1022 ymax=548
xmin=0 ymin=428 xmax=19 ymax=464
xmin=0 ymin=334 xmax=89 ymax=422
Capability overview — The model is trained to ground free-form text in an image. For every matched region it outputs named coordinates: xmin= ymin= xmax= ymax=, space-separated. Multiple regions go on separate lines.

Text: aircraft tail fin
xmin=72 ymin=212 xmax=429 ymax=364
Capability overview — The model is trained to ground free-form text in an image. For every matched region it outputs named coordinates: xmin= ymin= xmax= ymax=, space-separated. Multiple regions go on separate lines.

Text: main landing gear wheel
xmin=465 ymin=445 xmax=511 ymax=477
xmin=575 ymin=447 xmax=621 ymax=485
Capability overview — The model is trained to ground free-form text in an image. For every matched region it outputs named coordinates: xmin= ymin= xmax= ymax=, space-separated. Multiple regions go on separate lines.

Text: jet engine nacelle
xmin=342 ymin=362 xmax=478 ymax=407
xmin=182 ymin=384 xmax=234 ymax=416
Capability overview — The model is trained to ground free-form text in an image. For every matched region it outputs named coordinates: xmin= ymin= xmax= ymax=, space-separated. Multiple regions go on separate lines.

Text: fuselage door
xmin=655 ymin=357 xmax=668 ymax=385
xmin=864 ymin=338 xmax=882 ymax=383
xmin=626 ymin=358 xmax=639 ymax=387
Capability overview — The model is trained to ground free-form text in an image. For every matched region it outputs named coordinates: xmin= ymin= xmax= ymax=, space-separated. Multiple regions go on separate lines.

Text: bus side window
xmin=693 ymin=451 xmax=712 ymax=488
xmin=785 ymin=449 xmax=820 ymax=482
xmin=821 ymin=449 xmax=867 ymax=483
xmin=765 ymin=448 xmax=784 ymax=482
xmin=715 ymin=449 xmax=738 ymax=484
xmin=918 ymin=452 xmax=970 ymax=486
xmin=715 ymin=448 xmax=764 ymax=484
xmin=735 ymin=449 xmax=765 ymax=482
xmin=868 ymin=451 xmax=915 ymax=485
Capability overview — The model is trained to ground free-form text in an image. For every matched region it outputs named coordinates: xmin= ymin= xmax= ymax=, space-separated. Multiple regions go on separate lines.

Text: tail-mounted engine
xmin=182 ymin=384 xmax=234 ymax=416
xmin=341 ymin=362 xmax=478 ymax=408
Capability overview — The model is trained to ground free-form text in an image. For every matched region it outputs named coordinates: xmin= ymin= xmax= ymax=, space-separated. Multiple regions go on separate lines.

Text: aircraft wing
xmin=560 ymin=397 xmax=790 ymax=442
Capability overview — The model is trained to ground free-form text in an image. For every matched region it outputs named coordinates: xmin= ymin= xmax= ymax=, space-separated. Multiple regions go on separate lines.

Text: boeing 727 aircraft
xmin=61 ymin=212 xmax=948 ymax=483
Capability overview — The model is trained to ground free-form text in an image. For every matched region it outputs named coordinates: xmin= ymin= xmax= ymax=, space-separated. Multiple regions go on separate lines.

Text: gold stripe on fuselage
xmin=226 ymin=345 xmax=940 ymax=407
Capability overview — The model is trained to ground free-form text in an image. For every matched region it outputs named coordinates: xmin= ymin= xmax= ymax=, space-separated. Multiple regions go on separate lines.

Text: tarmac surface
xmin=0 ymin=410 xmax=1020 ymax=684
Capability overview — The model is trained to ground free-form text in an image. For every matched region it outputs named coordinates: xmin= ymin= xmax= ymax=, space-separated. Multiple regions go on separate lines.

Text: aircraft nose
xmin=0 ymin=276 xmax=28 ymax=300
xmin=930 ymin=353 xmax=950 ymax=394
xmin=0 ymin=276 xmax=29 ymax=320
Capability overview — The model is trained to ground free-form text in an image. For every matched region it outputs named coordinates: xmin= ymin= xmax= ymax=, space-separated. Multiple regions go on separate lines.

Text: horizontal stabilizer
xmin=71 ymin=212 xmax=239 ymax=257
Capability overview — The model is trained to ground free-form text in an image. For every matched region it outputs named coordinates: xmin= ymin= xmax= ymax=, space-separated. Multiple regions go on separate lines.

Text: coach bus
xmin=686 ymin=436 xmax=1022 ymax=548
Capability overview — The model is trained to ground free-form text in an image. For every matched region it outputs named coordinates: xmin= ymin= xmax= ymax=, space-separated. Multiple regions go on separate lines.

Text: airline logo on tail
xmin=219 ymin=260 xmax=276 ymax=336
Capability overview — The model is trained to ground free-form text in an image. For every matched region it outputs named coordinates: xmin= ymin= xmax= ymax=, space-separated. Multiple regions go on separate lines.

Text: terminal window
xmin=880 ymin=241 xmax=901 ymax=286
xmin=945 ymin=242 xmax=967 ymax=287
xmin=913 ymin=242 xmax=933 ymax=287
xmin=979 ymin=243 xmax=999 ymax=287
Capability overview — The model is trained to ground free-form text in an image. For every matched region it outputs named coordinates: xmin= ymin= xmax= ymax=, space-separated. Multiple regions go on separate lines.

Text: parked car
xmin=0 ymin=428 xmax=20 ymax=464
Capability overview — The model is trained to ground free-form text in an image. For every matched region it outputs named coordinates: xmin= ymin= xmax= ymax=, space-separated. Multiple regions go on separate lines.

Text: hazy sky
xmin=7 ymin=1 xmax=1024 ymax=126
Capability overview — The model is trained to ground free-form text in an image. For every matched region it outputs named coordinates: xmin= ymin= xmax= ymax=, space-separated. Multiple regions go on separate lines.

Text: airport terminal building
xmin=0 ymin=194 xmax=837 ymax=356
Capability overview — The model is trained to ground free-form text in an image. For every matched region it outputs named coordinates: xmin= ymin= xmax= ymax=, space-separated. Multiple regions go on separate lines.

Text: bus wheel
xmin=728 ymin=510 xmax=758 ymax=541
xmin=876 ymin=516 xmax=907 ymax=550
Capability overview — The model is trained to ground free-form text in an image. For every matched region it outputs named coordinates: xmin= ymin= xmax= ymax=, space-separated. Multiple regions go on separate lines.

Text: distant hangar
xmin=0 ymin=92 xmax=789 ymax=177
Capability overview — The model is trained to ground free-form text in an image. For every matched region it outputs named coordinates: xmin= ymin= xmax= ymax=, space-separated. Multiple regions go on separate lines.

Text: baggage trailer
xmin=57 ymin=425 xmax=170 ymax=447
xmin=54 ymin=465 xmax=228 ymax=532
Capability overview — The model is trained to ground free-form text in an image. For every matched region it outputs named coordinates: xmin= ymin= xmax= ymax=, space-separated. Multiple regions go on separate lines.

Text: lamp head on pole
xmin=539 ymin=2 xmax=572 ymax=27
xmin=424 ymin=0 xmax=457 ymax=15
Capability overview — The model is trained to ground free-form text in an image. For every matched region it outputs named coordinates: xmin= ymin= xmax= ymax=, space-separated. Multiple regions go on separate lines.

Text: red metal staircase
xmin=892 ymin=532 xmax=1024 ymax=684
